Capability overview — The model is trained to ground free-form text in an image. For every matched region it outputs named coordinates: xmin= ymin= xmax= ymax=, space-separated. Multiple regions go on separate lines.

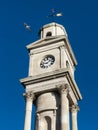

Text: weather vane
xmin=47 ymin=9 xmax=63 ymax=21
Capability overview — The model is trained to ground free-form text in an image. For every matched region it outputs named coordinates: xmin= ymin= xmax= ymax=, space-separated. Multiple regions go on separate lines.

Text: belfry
xmin=20 ymin=22 xmax=82 ymax=130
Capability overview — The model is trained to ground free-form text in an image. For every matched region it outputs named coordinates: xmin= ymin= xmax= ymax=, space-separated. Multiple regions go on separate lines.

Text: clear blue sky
xmin=0 ymin=0 xmax=98 ymax=130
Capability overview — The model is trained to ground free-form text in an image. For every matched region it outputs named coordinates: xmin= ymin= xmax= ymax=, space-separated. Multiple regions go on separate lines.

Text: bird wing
xmin=24 ymin=22 xmax=28 ymax=27
xmin=56 ymin=13 xmax=63 ymax=16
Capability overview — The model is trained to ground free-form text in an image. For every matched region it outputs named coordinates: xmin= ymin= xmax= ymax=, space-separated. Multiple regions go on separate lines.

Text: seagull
xmin=56 ymin=12 xmax=63 ymax=17
xmin=24 ymin=22 xmax=31 ymax=31
xmin=47 ymin=9 xmax=63 ymax=18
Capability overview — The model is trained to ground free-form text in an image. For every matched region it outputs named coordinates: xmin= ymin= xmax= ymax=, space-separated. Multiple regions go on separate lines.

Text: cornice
xmin=20 ymin=68 xmax=69 ymax=85
xmin=20 ymin=68 xmax=82 ymax=100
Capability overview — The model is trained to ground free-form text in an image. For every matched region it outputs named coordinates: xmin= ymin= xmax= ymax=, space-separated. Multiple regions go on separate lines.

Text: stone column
xmin=60 ymin=84 xmax=70 ymax=130
xmin=23 ymin=91 xmax=34 ymax=130
xmin=71 ymin=105 xmax=79 ymax=130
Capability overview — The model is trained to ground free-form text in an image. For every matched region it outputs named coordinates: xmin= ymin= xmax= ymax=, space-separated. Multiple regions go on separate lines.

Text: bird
xmin=47 ymin=9 xmax=63 ymax=18
xmin=24 ymin=22 xmax=31 ymax=31
xmin=56 ymin=12 xmax=63 ymax=17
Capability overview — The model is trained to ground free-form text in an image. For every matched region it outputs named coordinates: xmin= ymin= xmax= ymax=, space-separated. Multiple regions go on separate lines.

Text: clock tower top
xmin=39 ymin=22 xmax=68 ymax=39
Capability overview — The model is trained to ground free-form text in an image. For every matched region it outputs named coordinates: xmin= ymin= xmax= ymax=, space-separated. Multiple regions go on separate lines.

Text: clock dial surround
xmin=40 ymin=55 xmax=55 ymax=69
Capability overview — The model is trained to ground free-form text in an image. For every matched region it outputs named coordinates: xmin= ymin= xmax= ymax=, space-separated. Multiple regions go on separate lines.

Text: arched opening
xmin=45 ymin=116 xmax=51 ymax=130
xmin=46 ymin=32 xmax=52 ymax=37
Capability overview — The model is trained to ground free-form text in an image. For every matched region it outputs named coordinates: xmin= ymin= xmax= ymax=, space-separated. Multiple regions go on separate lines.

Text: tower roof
xmin=39 ymin=22 xmax=68 ymax=39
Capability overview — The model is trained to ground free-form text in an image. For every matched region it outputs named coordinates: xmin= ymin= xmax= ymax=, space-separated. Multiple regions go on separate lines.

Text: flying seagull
xmin=47 ymin=9 xmax=63 ymax=18
xmin=51 ymin=9 xmax=62 ymax=16
xmin=56 ymin=12 xmax=62 ymax=17
xmin=24 ymin=22 xmax=31 ymax=31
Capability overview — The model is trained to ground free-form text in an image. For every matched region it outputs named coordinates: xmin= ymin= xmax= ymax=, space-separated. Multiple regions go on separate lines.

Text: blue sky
xmin=0 ymin=0 xmax=98 ymax=130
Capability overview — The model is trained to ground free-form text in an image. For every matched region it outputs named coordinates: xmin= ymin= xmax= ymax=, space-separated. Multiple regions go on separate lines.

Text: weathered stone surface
xmin=20 ymin=22 xmax=82 ymax=130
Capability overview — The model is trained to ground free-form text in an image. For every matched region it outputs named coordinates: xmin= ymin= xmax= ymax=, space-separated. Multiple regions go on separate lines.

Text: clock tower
xmin=20 ymin=22 xmax=82 ymax=130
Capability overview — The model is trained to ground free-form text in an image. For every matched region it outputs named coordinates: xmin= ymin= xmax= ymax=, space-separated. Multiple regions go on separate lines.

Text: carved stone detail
xmin=23 ymin=91 xmax=35 ymax=101
xmin=58 ymin=84 xmax=70 ymax=95
xmin=71 ymin=104 xmax=79 ymax=113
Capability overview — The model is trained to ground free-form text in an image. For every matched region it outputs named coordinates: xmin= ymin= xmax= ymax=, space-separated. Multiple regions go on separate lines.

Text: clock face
xmin=40 ymin=55 xmax=55 ymax=69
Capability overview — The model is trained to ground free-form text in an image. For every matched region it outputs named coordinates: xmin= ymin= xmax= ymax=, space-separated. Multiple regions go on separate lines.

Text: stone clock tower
xmin=20 ymin=22 xmax=82 ymax=130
